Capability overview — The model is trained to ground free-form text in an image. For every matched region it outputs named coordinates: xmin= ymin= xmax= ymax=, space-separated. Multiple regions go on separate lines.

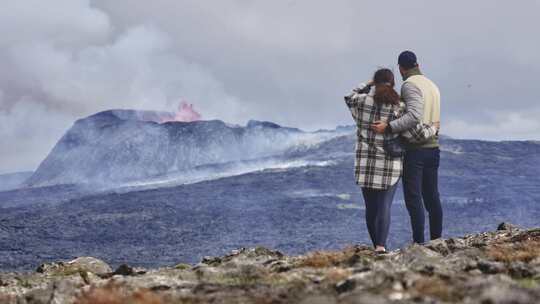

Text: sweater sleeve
xmin=388 ymin=82 xmax=424 ymax=133
xmin=344 ymin=83 xmax=368 ymax=122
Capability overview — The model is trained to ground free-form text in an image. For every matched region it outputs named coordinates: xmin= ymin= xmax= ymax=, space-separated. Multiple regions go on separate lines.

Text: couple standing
xmin=345 ymin=51 xmax=442 ymax=253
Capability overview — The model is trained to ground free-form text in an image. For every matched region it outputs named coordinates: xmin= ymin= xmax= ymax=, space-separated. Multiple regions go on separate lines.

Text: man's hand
xmin=371 ymin=121 xmax=388 ymax=134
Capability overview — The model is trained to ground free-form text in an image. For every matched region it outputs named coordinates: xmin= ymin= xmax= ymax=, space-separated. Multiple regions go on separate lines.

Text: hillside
xmin=1 ymin=114 xmax=540 ymax=272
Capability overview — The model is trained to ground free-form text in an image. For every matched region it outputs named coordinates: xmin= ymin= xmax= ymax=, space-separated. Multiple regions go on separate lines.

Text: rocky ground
xmin=1 ymin=223 xmax=539 ymax=304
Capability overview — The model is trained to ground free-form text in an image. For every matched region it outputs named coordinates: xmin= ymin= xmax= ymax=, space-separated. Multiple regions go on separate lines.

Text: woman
xmin=344 ymin=68 xmax=402 ymax=253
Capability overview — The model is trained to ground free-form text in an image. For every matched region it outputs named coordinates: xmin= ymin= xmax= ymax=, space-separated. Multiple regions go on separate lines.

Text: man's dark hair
xmin=398 ymin=50 xmax=418 ymax=70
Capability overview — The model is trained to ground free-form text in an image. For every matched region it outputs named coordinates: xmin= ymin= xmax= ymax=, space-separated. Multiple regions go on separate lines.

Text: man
xmin=371 ymin=50 xmax=442 ymax=244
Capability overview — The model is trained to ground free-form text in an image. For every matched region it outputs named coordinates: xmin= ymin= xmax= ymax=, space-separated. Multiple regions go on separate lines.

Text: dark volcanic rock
xmin=1 ymin=225 xmax=540 ymax=303
xmin=498 ymin=222 xmax=520 ymax=231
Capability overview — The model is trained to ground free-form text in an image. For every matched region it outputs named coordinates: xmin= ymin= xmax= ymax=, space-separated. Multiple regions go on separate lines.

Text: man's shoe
xmin=374 ymin=246 xmax=387 ymax=254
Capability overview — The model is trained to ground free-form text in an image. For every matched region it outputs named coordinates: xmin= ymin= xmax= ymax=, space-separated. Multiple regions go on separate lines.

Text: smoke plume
xmin=0 ymin=1 xmax=245 ymax=173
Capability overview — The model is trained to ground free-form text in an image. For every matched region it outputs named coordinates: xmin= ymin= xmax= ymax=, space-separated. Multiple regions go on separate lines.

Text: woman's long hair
xmin=372 ymin=69 xmax=400 ymax=106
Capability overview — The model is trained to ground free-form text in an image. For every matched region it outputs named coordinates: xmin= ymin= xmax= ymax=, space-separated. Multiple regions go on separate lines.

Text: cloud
xmin=91 ymin=0 xmax=540 ymax=131
xmin=445 ymin=110 xmax=540 ymax=140
xmin=1 ymin=0 xmax=540 ymax=173
xmin=5 ymin=25 xmax=245 ymax=118
xmin=0 ymin=0 xmax=110 ymax=48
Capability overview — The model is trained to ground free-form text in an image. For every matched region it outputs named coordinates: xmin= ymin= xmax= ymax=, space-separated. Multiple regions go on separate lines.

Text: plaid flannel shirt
xmin=344 ymin=85 xmax=402 ymax=190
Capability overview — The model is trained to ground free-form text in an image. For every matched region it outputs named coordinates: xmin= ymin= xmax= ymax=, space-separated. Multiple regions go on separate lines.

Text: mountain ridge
xmin=25 ymin=110 xmax=329 ymax=187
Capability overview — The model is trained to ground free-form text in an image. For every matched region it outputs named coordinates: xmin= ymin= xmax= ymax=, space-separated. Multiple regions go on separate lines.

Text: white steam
xmin=0 ymin=101 xmax=73 ymax=173
xmin=0 ymin=1 xmax=245 ymax=173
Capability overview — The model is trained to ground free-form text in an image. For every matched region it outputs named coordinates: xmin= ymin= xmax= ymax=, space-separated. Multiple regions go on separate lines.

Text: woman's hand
xmin=371 ymin=121 xmax=388 ymax=133
xmin=353 ymin=80 xmax=373 ymax=94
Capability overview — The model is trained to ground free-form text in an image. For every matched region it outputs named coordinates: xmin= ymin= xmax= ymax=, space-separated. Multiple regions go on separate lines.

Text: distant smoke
xmin=0 ymin=1 xmax=245 ymax=173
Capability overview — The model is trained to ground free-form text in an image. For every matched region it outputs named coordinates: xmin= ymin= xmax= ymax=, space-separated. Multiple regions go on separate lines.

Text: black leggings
xmin=361 ymin=181 xmax=398 ymax=248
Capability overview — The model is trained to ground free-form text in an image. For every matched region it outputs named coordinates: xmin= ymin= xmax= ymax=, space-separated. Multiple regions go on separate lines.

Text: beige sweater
xmin=405 ymin=75 xmax=440 ymax=148
xmin=406 ymin=75 xmax=441 ymax=125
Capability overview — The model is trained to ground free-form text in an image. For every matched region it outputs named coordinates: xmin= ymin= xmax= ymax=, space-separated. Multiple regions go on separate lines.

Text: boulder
xmin=497 ymin=222 xmax=520 ymax=231
xmin=36 ymin=257 xmax=112 ymax=276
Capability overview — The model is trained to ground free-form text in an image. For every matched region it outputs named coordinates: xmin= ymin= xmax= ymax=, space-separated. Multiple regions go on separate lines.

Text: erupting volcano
xmin=160 ymin=101 xmax=202 ymax=123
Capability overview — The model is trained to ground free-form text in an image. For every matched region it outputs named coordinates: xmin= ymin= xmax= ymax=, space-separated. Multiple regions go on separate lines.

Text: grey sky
xmin=1 ymin=0 xmax=540 ymax=173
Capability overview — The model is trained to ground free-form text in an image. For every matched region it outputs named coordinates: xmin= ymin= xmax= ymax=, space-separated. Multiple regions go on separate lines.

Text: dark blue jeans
xmin=403 ymin=147 xmax=443 ymax=244
xmin=361 ymin=181 xmax=399 ymax=248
